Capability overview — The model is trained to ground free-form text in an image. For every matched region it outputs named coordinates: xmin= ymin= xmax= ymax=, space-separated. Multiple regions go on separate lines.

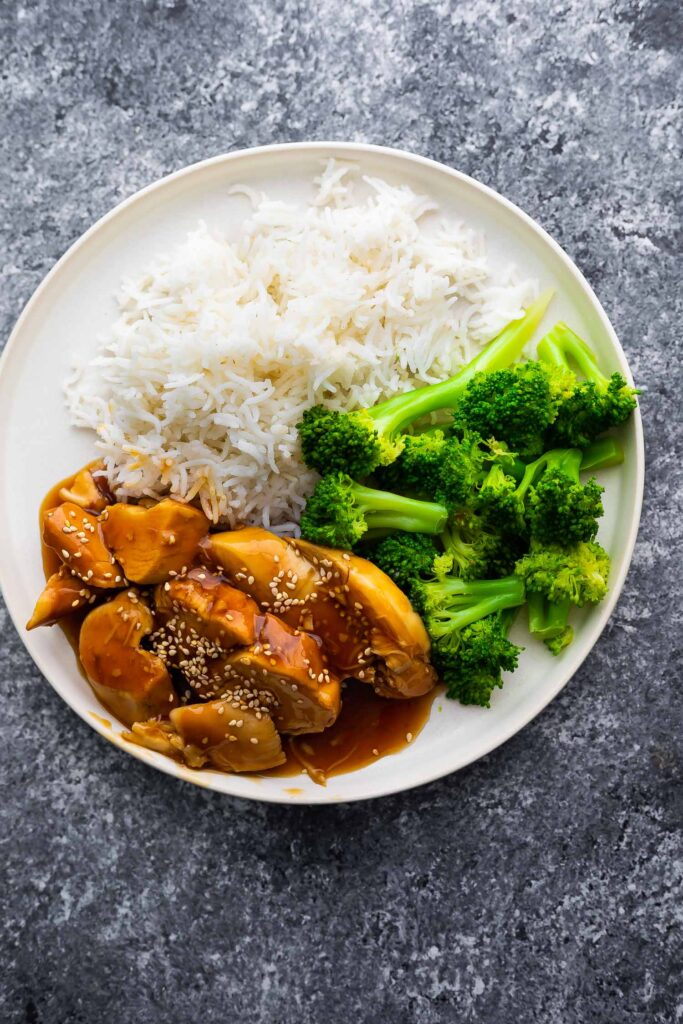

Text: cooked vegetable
xmin=515 ymin=540 xmax=610 ymax=654
xmin=538 ymin=322 xmax=639 ymax=449
xmin=364 ymin=532 xmax=441 ymax=597
xmin=440 ymin=510 xmax=523 ymax=581
xmin=507 ymin=436 xmax=625 ymax=481
xmin=298 ymin=291 xmax=554 ymax=477
xmin=376 ymin=429 xmax=486 ymax=510
xmin=451 ymin=360 xmax=574 ymax=461
xmin=477 ymin=448 xmax=604 ymax=544
xmin=412 ymin=574 xmax=525 ymax=706
xmin=431 ymin=609 xmax=522 ymax=706
xmin=300 ymin=474 xmax=448 ymax=549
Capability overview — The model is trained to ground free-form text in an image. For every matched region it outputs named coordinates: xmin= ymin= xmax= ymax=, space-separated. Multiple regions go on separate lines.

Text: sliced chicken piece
xmin=148 ymin=570 xmax=261 ymax=690
xmin=199 ymin=614 xmax=341 ymax=734
xmin=126 ymin=699 xmax=286 ymax=772
xmin=43 ymin=502 xmax=124 ymax=588
xmin=26 ymin=567 xmax=99 ymax=629
xmin=58 ymin=464 xmax=111 ymax=513
xmin=200 ymin=527 xmax=318 ymax=617
xmin=79 ymin=591 xmax=177 ymax=726
xmin=100 ymin=499 xmax=209 ymax=584
xmin=201 ymin=527 xmax=368 ymax=674
xmin=293 ymin=539 xmax=437 ymax=699
xmin=154 ymin=569 xmax=259 ymax=647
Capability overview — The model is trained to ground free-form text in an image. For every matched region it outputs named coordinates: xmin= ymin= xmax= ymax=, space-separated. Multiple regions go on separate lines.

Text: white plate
xmin=0 ymin=143 xmax=644 ymax=804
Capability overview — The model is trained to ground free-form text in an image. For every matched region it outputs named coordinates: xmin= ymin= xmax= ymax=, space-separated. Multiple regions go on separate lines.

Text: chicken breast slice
xmin=79 ymin=590 xmax=177 ymax=726
xmin=26 ymin=567 xmax=99 ymax=629
xmin=200 ymin=614 xmax=341 ymax=734
xmin=100 ymin=499 xmax=209 ymax=584
xmin=201 ymin=527 xmax=369 ymax=674
xmin=43 ymin=502 xmax=124 ymax=589
xmin=292 ymin=539 xmax=437 ymax=699
xmin=126 ymin=698 xmax=286 ymax=773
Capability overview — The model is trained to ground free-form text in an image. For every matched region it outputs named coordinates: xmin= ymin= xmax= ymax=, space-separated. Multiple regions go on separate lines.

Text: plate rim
xmin=0 ymin=141 xmax=645 ymax=804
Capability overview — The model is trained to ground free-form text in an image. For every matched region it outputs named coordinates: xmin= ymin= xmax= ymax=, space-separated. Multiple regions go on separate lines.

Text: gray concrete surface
xmin=1 ymin=1 xmax=681 ymax=1021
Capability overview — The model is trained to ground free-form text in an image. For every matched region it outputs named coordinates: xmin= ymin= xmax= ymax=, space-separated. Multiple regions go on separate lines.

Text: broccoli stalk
xmin=298 ymin=290 xmax=554 ymax=477
xmin=526 ymin=594 xmax=574 ymax=654
xmin=413 ymin=576 xmax=525 ymax=706
xmin=300 ymin=474 xmax=448 ymax=549
xmin=415 ymin=574 xmax=525 ymax=634
xmin=508 ymin=436 xmax=624 ymax=482
xmin=538 ymin=322 xmax=638 ymax=448
xmin=477 ymin=447 xmax=604 ymax=545
xmin=515 ymin=540 xmax=610 ymax=655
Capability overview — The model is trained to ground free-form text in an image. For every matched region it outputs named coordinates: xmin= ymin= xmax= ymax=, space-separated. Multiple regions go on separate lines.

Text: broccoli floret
xmin=364 ymin=532 xmax=440 ymax=596
xmin=538 ymin=322 xmax=639 ymax=449
xmin=298 ymin=291 xmax=554 ymax=476
xmin=476 ymin=447 xmax=604 ymax=545
xmin=300 ymin=474 xmax=448 ymax=549
xmin=515 ymin=541 xmax=610 ymax=655
xmin=515 ymin=541 xmax=610 ymax=605
xmin=376 ymin=429 xmax=486 ymax=509
xmin=475 ymin=463 xmax=527 ymax=536
xmin=528 ymin=461 xmax=604 ymax=545
xmin=452 ymin=360 xmax=575 ymax=461
xmin=440 ymin=510 xmax=520 ymax=580
xmin=414 ymin=575 xmax=525 ymax=708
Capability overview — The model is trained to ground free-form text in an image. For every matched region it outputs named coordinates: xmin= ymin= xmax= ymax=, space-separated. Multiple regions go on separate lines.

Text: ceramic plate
xmin=0 ymin=143 xmax=643 ymax=803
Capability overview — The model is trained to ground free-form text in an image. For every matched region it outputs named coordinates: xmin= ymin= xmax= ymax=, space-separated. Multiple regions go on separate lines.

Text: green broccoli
xmin=506 ymin=436 xmax=624 ymax=489
xmin=431 ymin=610 xmax=523 ymax=707
xmin=376 ymin=429 xmax=486 ymax=509
xmin=300 ymin=474 xmax=448 ymax=549
xmin=451 ymin=359 xmax=575 ymax=461
xmin=515 ymin=540 xmax=610 ymax=654
xmin=298 ymin=290 xmax=554 ymax=477
xmin=439 ymin=510 xmax=521 ymax=580
xmin=476 ymin=447 xmax=604 ymax=545
xmin=363 ymin=532 xmax=440 ymax=597
xmin=413 ymin=575 xmax=525 ymax=706
xmin=538 ymin=322 xmax=639 ymax=449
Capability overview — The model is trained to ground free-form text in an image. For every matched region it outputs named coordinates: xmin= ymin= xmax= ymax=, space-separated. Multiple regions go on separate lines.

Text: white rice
xmin=65 ymin=161 xmax=537 ymax=533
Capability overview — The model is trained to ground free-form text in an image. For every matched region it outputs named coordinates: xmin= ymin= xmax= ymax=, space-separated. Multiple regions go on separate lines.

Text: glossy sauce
xmin=264 ymin=680 xmax=439 ymax=785
xmin=40 ymin=469 xmax=439 ymax=784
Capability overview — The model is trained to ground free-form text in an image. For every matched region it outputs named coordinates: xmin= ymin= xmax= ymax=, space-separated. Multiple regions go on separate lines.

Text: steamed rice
xmin=66 ymin=161 xmax=536 ymax=533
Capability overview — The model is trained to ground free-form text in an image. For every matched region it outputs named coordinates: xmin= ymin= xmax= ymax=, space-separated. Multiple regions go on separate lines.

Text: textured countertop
xmin=1 ymin=2 xmax=681 ymax=1021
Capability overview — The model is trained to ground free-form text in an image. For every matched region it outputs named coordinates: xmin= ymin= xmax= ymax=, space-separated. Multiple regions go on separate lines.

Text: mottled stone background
xmin=1 ymin=1 xmax=681 ymax=1021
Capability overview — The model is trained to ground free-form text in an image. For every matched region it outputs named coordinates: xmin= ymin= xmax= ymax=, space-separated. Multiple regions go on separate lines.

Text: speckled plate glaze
xmin=0 ymin=143 xmax=643 ymax=804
